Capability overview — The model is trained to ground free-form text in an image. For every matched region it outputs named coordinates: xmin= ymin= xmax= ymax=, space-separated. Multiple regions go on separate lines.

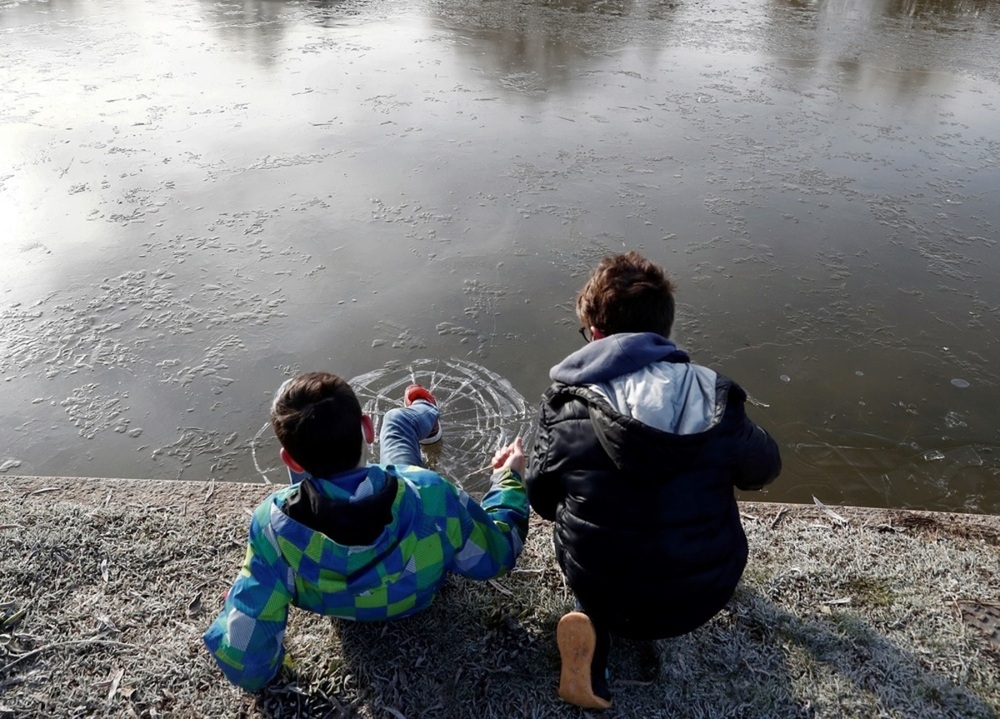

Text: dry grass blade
xmin=24 ymin=488 xmax=60 ymax=497
xmin=812 ymin=496 xmax=849 ymax=525
xmin=105 ymin=668 xmax=125 ymax=706
xmin=1 ymin=606 xmax=28 ymax=630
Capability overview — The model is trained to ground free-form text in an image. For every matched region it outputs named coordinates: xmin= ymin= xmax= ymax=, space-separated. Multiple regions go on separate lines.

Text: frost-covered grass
xmin=1 ymin=477 xmax=997 ymax=718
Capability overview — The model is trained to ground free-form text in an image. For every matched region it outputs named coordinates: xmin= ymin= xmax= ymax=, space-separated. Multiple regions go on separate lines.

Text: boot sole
xmin=557 ymin=612 xmax=612 ymax=710
xmin=418 ymin=425 xmax=442 ymax=445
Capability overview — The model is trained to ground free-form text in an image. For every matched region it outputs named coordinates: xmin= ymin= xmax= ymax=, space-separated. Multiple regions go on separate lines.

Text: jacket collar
xmin=550 ymin=332 xmax=689 ymax=385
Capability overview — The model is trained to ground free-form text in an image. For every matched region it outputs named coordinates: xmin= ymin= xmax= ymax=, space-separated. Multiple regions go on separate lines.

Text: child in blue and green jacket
xmin=203 ymin=371 xmax=529 ymax=691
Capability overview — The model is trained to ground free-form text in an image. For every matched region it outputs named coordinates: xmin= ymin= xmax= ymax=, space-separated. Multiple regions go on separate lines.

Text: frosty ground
xmin=1 ymin=476 xmax=997 ymax=718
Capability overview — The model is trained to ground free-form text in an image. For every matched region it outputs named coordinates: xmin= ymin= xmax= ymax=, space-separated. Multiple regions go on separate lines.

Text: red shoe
xmin=404 ymin=384 xmax=442 ymax=445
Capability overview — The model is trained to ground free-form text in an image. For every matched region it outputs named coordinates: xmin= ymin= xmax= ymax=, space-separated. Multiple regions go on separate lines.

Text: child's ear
xmin=280 ymin=447 xmax=306 ymax=473
xmin=361 ymin=415 xmax=375 ymax=445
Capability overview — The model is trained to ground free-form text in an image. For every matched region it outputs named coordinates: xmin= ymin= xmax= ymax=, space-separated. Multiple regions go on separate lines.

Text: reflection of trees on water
xmin=540 ymin=0 xmax=680 ymax=20
xmin=774 ymin=0 xmax=997 ymax=18
xmin=429 ymin=0 xmax=680 ymax=97
xmin=0 ymin=0 xmax=80 ymax=28
xmin=779 ymin=55 xmax=949 ymax=111
xmin=194 ymin=0 xmax=373 ymax=62
xmin=194 ymin=0 xmax=295 ymax=66
xmin=308 ymin=0 xmax=373 ymax=26
xmin=766 ymin=0 xmax=1000 ymax=104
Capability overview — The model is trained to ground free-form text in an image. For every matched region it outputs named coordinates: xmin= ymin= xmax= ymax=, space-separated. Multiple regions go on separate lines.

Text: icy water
xmin=2 ymin=0 xmax=999 ymax=513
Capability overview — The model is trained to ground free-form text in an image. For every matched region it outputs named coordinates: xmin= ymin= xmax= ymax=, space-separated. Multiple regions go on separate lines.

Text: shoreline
xmin=1 ymin=475 xmax=998 ymax=718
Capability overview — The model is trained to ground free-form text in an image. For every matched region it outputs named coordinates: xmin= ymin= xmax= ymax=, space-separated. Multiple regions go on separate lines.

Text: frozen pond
xmin=2 ymin=0 xmax=999 ymax=513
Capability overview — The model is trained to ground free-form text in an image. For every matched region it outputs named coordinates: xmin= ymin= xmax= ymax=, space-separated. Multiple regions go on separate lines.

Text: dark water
xmin=2 ymin=0 xmax=998 ymax=513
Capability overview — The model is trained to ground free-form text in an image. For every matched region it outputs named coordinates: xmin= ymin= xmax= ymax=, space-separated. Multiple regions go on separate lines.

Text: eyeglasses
xmin=578 ymin=326 xmax=592 ymax=343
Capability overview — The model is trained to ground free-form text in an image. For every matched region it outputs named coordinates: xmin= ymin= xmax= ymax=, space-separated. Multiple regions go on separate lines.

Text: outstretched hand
xmin=490 ymin=436 xmax=525 ymax=476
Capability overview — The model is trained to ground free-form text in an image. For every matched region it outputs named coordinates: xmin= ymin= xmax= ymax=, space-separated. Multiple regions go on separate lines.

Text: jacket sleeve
xmin=733 ymin=412 xmax=782 ymax=491
xmin=447 ymin=468 xmax=529 ymax=580
xmin=524 ymin=399 xmax=564 ymax=521
xmin=203 ymin=531 xmax=293 ymax=692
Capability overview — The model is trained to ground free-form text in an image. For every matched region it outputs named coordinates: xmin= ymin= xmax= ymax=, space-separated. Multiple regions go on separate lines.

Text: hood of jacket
xmin=261 ymin=465 xmax=417 ymax=595
xmin=551 ymin=332 xmax=721 ymax=439
xmin=550 ymin=332 xmax=689 ymax=385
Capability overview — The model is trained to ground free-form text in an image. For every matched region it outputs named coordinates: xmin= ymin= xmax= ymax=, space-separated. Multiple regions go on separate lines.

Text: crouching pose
xmin=204 ymin=371 xmax=529 ymax=691
xmin=526 ymin=252 xmax=781 ymax=709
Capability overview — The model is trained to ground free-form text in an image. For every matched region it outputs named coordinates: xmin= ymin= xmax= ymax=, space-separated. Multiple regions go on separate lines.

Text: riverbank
xmin=1 ymin=475 xmax=997 ymax=718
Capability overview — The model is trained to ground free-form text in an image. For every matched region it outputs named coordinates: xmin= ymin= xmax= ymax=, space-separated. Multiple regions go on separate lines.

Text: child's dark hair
xmin=270 ymin=372 xmax=363 ymax=478
xmin=576 ymin=251 xmax=677 ymax=338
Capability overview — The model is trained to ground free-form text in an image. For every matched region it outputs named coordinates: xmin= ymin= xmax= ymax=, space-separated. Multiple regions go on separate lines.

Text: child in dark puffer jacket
xmin=526 ymin=252 xmax=781 ymax=709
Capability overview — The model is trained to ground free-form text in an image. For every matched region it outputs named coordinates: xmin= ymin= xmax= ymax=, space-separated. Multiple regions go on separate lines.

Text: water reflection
xmin=540 ymin=0 xmax=681 ymax=19
xmin=194 ymin=0 xmax=297 ymax=64
xmin=2 ymin=0 xmax=999 ymax=513
xmin=196 ymin=0 xmax=381 ymax=41
xmin=429 ymin=0 xmax=679 ymax=96
xmin=774 ymin=0 xmax=996 ymax=17
xmin=766 ymin=0 xmax=1000 ymax=99
xmin=0 ymin=0 xmax=78 ymax=28
xmin=307 ymin=0 xmax=372 ymax=26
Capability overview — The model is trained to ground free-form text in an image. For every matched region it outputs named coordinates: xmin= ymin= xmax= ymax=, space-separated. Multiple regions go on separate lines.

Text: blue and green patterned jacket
xmin=203 ymin=463 xmax=528 ymax=691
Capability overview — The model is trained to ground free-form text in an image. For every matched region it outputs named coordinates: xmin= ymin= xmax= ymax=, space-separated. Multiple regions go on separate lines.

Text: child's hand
xmin=491 ymin=436 xmax=525 ymax=476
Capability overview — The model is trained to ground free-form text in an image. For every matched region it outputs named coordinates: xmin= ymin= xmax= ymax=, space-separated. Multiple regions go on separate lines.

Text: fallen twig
xmin=488 ymin=580 xmax=513 ymax=597
xmin=465 ymin=463 xmax=498 ymax=480
xmin=821 ymin=597 xmax=852 ymax=606
xmin=957 ymin=599 xmax=1000 ymax=609
xmin=0 ymin=638 xmax=138 ymax=674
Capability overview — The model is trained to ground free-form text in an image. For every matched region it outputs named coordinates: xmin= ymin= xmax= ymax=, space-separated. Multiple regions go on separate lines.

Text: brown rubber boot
xmin=557 ymin=611 xmax=612 ymax=710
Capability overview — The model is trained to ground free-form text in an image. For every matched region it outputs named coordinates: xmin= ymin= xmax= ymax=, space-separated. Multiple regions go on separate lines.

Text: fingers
xmin=490 ymin=437 xmax=515 ymax=466
xmin=493 ymin=436 xmax=525 ymax=474
xmin=504 ymin=437 xmax=522 ymax=461
xmin=491 ymin=444 xmax=510 ymax=468
xmin=501 ymin=436 xmax=522 ymax=457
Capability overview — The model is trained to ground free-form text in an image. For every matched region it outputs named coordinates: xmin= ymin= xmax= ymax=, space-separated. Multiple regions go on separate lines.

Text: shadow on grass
xmin=635 ymin=586 xmax=997 ymax=719
xmin=251 ymin=581 xmax=997 ymax=718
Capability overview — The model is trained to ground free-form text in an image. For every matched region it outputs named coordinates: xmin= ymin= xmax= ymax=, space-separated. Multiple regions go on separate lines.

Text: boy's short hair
xmin=270 ymin=372 xmax=363 ymax=478
xmin=576 ymin=251 xmax=677 ymax=338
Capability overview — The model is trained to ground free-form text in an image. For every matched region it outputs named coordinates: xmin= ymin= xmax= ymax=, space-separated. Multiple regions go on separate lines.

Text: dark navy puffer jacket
xmin=526 ymin=333 xmax=781 ymax=639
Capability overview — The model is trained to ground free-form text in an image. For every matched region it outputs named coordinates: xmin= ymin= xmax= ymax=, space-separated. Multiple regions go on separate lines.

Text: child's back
xmin=204 ymin=373 xmax=528 ymax=691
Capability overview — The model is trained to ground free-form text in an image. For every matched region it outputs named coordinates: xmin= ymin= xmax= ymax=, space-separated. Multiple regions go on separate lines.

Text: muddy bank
xmin=0 ymin=476 xmax=997 ymax=718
